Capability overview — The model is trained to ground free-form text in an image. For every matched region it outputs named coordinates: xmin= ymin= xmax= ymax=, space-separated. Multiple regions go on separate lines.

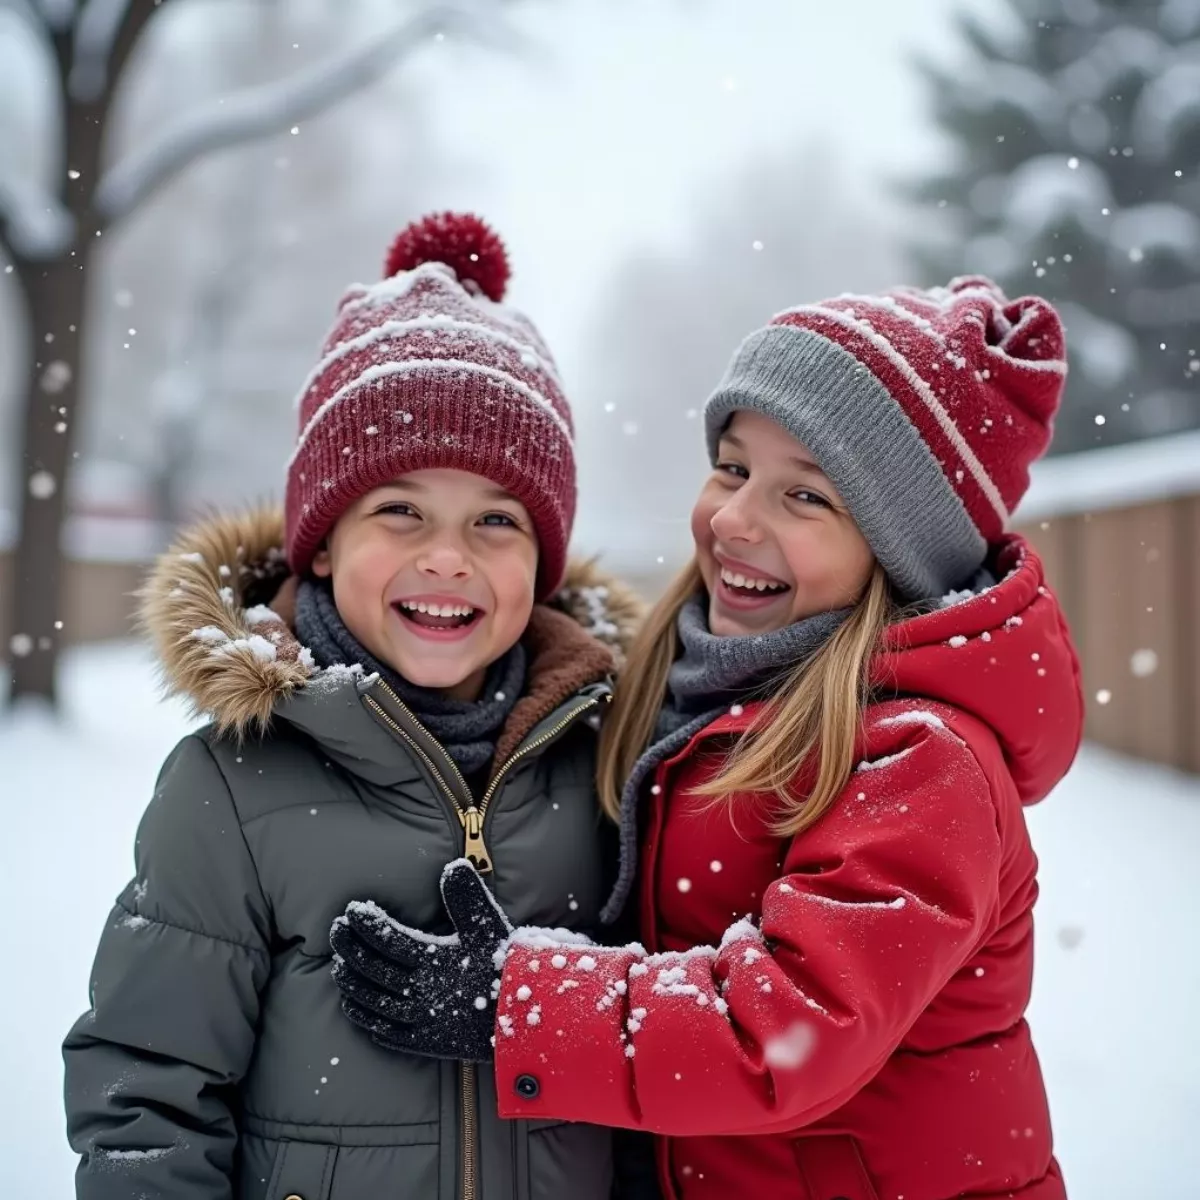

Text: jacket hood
xmin=140 ymin=507 xmax=645 ymax=738
xmin=872 ymin=535 xmax=1084 ymax=806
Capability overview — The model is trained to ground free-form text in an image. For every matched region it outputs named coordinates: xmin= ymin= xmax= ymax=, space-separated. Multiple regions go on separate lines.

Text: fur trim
xmin=141 ymin=507 xmax=646 ymax=739
xmin=139 ymin=509 xmax=310 ymax=738
xmin=552 ymin=558 xmax=645 ymax=671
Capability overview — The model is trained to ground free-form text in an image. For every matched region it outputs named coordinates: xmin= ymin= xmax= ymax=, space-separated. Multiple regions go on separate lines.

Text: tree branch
xmin=34 ymin=0 xmax=75 ymax=30
xmin=0 ymin=0 xmax=46 ymax=31
xmin=93 ymin=3 xmax=514 ymax=227
xmin=0 ymin=172 xmax=75 ymax=260
xmin=68 ymin=0 xmax=130 ymax=102
xmin=99 ymin=0 xmax=155 ymax=100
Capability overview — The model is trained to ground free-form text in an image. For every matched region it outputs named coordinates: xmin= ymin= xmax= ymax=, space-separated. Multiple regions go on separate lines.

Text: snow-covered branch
xmin=0 ymin=173 xmax=75 ymax=260
xmin=93 ymin=3 xmax=514 ymax=226
xmin=68 ymin=0 xmax=129 ymax=102
xmin=35 ymin=0 xmax=75 ymax=31
xmin=1 ymin=0 xmax=44 ymax=32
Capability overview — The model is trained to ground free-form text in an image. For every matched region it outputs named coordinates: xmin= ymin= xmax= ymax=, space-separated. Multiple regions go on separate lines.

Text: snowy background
xmin=3 ymin=0 xmax=1200 ymax=1195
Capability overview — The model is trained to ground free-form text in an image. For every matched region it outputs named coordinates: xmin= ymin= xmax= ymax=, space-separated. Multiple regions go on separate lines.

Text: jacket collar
xmin=695 ymin=536 xmax=1083 ymax=806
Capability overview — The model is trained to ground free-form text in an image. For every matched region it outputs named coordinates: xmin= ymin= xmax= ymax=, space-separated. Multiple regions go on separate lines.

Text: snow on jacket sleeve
xmin=493 ymin=717 xmax=1003 ymax=1136
xmin=63 ymin=734 xmax=272 ymax=1199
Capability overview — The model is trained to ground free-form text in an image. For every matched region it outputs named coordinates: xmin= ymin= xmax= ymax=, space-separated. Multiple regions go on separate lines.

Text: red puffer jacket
xmin=494 ymin=538 xmax=1084 ymax=1200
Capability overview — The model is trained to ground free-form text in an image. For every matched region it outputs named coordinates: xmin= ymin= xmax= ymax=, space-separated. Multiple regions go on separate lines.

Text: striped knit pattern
xmin=284 ymin=243 xmax=576 ymax=600
xmin=705 ymin=275 xmax=1067 ymax=600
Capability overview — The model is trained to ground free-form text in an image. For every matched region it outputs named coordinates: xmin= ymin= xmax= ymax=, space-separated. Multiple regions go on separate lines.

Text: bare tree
xmin=0 ymin=0 xmax=501 ymax=706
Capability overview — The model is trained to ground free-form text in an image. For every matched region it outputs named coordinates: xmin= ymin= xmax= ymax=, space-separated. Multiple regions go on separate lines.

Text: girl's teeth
xmin=721 ymin=567 xmax=784 ymax=592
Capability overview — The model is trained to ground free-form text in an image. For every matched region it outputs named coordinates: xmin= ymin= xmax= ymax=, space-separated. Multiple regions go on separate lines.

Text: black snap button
xmin=514 ymin=1073 xmax=540 ymax=1099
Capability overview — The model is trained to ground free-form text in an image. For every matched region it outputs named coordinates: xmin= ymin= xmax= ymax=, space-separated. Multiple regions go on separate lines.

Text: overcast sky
xmin=403 ymin=0 xmax=1001 ymax=366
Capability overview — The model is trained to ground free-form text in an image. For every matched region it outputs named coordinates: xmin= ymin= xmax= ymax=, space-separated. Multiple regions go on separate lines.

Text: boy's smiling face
xmin=312 ymin=469 xmax=538 ymax=701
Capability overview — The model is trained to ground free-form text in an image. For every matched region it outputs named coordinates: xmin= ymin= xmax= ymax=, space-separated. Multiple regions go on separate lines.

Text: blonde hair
xmin=597 ymin=562 xmax=897 ymax=838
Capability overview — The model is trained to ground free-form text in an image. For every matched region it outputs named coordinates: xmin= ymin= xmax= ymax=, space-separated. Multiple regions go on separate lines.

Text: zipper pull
xmin=462 ymin=807 xmax=493 ymax=875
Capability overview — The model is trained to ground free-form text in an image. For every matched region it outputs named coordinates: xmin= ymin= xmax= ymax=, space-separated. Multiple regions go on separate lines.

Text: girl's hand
xmin=330 ymin=859 xmax=512 ymax=1062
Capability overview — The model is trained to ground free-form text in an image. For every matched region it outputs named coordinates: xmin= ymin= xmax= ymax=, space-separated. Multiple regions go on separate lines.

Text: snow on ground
xmin=2 ymin=641 xmax=1198 ymax=1198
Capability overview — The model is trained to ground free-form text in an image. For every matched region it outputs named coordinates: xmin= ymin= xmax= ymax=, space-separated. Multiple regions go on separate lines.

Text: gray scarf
xmin=599 ymin=594 xmax=848 ymax=924
xmin=295 ymin=579 xmax=526 ymax=776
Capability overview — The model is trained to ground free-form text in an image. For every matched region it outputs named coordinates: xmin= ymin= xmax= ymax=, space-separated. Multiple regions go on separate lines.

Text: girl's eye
xmin=479 ymin=512 xmax=519 ymax=528
xmin=376 ymin=502 xmax=418 ymax=517
xmin=789 ymin=489 xmax=830 ymax=509
xmin=715 ymin=461 xmax=748 ymax=480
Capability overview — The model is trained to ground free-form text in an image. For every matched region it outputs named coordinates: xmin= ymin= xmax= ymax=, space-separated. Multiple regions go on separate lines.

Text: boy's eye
xmin=715 ymin=461 xmax=748 ymax=480
xmin=479 ymin=512 xmax=519 ymax=528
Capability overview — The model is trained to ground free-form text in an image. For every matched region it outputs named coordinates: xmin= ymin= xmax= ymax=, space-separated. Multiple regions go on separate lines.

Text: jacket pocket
xmin=520 ymin=1120 xmax=614 ymax=1200
xmin=267 ymin=1139 xmax=339 ymax=1200
xmin=793 ymin=1134 xmax=880 ymax=1200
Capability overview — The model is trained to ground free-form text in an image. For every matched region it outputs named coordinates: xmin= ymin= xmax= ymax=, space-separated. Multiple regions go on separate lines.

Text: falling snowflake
xmin=28 ymin=471 xmax=57 ymax=500
xmin=40 ymin=361 xmax=72 ymax=394
xmin=1130 ymin=649 xmax=1158 ymax=679
xmin=763 ymin=1022 xmax=815 ymax=1069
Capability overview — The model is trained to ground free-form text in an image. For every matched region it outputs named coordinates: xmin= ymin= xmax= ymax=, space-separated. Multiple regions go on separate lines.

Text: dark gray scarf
xmin=599 ymin=594 xmax=848 ymax=924
xmin=295 ymin=579 xmax=526 ymax=776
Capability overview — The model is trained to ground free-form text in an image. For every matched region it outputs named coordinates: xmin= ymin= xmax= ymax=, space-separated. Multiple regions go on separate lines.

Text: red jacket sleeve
xmin=493 ymin=716 xmax=1003 ymax=1135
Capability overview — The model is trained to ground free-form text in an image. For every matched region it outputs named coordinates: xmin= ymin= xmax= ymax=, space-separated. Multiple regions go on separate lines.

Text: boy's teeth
xmin=400 ymin=601 xmax=474 ymax=617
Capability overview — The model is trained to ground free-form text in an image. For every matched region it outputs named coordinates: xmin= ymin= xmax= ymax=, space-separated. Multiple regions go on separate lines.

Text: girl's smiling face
xmin=691 ymin=411 xmax=876 ymax=637
xmin=312 ymin=468 xmax=538 ymax=700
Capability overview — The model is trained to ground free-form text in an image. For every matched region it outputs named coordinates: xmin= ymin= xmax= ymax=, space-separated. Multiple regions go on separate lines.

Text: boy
xmin=63 ymin=213 xmax=644 ymax=1200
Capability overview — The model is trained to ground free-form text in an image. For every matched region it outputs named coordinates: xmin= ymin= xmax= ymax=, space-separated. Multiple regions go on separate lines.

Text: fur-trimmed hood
xmin=140 ymin=507 xmax=644 ymax=738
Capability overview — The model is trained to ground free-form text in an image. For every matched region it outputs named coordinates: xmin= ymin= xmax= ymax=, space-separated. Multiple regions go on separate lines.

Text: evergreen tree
xmin=911 ymin=0 xmax=1200 ymax=453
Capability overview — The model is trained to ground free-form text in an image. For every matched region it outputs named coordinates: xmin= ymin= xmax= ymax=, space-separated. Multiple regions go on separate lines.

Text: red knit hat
xmin=285 ymin=212 xmax=575 ymax=600
xmin=706 ymin=276 xmax=1068 ymax=599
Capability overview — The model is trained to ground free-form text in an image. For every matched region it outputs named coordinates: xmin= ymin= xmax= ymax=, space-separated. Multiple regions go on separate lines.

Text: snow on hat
xmin=284 ymin=212 xmax=576 ymax=600
xmin=704 ymin=276 xmax=1068 ymax=601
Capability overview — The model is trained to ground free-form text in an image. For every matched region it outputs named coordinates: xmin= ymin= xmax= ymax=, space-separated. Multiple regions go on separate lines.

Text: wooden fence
xmin=1016 ymin=431 xmax=1200 ymax=774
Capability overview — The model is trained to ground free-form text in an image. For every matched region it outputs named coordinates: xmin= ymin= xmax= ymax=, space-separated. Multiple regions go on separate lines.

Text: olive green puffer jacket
xmin=63 ymin=508 xmax=647 ymax=1200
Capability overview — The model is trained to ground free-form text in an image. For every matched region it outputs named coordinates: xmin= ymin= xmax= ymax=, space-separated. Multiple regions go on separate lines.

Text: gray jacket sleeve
xmin=63 ymin=734 xmax=272 ymax=1198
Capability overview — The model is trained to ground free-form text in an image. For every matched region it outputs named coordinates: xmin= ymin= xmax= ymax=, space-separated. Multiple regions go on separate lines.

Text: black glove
xmin=330 ymin=859 xmax=512 ymax=1062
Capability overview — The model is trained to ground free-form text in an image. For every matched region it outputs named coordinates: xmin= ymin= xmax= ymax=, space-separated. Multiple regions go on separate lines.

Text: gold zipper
xmin=478 ymin=695 xmax=601 ymax=817
xmin=371 ymin=680 xmax=475 ymax=801
xmin=362 ymin=685 xmax=497 ymax=870
xmin=366 ymin=684 xmax=603 ymax=876
xmin=461 ymin=1060 xmax=478 ymax=1200
xmin=362 ymin=681 xmax=605 ymax=1200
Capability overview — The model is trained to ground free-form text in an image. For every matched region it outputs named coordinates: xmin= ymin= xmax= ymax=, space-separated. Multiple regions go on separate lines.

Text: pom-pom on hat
xmin=705 ymin=276 xmax=1068 ymax=600
xmin=285 ymin=212 xmax=576 ymax=600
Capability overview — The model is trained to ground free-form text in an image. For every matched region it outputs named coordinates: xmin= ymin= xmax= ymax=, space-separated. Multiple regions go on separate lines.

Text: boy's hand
xmin=331 ymin=859 xmax=512 ymax=1062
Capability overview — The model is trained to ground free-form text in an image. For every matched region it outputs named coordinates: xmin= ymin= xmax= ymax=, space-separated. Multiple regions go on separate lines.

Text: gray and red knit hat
xmin=285 ymin=212 xmax=575 ymax=600
xmin=704 ymin=276 xmax=1068 ymax=601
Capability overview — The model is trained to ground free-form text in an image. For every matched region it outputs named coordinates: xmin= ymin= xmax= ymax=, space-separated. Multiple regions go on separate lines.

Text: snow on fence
xmin=1015 ymin=430 xmax=1200 ymax=774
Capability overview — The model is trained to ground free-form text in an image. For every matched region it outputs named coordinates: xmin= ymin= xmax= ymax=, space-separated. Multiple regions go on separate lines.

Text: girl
xmin=63 ymin=213 xmax=653 ymax=1200
xmin=331 ymin=277 xmax=1084 ymax=1200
